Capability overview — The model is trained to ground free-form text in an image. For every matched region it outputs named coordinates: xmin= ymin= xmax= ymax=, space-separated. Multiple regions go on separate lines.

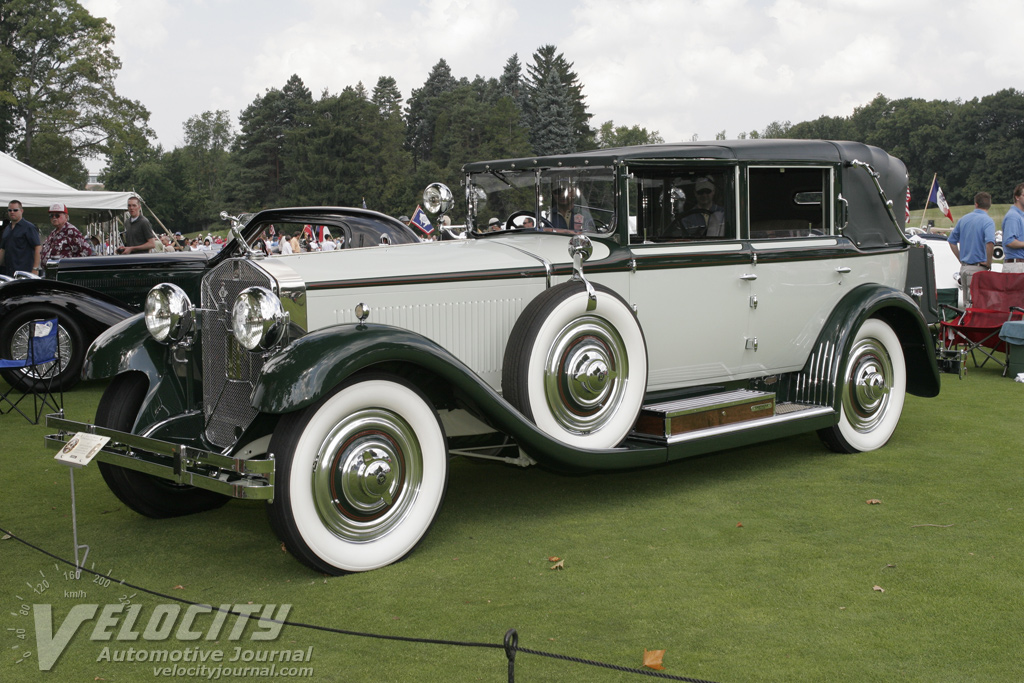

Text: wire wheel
xmin=9 ymin=320 xmax=71 ymax=380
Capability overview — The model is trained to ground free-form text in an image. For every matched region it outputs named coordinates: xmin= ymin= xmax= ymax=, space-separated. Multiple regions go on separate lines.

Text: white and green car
xmin=48 ymin=140 xmax=941 ymax=574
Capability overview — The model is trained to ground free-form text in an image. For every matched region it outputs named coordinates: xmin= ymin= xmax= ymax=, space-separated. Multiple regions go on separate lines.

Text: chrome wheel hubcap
xmin=544 ymin=316 xmax=628 ymax=435
xmin=312 ymin=408 xmax=421 ymax=541
xmin=843 ymin=337 xmax=892 ymax=433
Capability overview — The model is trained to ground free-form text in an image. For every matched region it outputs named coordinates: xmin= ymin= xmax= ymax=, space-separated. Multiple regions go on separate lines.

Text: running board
xmin=631 ymin=389 xmax=833 ymax=444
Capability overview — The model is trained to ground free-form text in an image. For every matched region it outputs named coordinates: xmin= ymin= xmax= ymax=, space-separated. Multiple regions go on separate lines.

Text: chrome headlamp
xmin=422 ymin=183 xmax=454 ymax=215
xmin=231 ymin=286 xmax=287 ymax=351
xmin=145 ymin=283 xmax=193 ymax=343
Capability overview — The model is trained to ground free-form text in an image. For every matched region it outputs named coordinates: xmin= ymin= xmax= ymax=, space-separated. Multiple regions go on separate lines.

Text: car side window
xmin=630 ymin=169 xmax=736 ymax=243
xmin=748 ymin=167 xmax=831 ymax=238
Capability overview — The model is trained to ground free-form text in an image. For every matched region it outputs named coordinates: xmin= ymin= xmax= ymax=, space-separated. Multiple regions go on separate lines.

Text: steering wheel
xmin=505 ymin=210 xmax=552 ymax=231
xmin=666 ymin=209 xmax=711 ymax=239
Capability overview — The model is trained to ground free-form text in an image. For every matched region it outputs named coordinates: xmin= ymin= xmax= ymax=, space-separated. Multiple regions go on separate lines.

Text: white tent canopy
xmin=0 ymin=151 xmax=137 ymax=211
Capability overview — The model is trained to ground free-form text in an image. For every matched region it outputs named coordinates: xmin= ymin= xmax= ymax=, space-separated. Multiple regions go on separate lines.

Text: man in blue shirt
xmin=0 ymin=200 xmax=41 ymax=277
xmin=1001 ymin=183 xmax=1024 ymax=274
xmin=948 ymin=191 xmax=996 ymax=305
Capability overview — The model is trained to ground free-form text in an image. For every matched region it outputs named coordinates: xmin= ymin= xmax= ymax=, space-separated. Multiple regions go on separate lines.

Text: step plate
xmin=634 ymin=389 xmax=776 ymax=439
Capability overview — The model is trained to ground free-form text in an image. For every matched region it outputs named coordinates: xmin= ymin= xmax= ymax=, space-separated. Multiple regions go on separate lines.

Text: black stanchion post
xmin=504 ymin=628 xmax=518 ymax=682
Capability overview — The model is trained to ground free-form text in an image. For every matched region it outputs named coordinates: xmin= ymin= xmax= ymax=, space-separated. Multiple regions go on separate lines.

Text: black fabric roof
xmin=463 ymin=140 xmax=893 ymax=171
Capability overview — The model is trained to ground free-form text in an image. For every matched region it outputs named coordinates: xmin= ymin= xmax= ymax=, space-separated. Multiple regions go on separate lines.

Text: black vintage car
xmin=0 ymin=209 xmax=419 ymax=390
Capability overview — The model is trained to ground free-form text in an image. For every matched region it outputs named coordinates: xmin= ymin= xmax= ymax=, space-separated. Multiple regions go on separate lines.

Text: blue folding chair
xmin=0 ymin=318 xmax=64 ymax=424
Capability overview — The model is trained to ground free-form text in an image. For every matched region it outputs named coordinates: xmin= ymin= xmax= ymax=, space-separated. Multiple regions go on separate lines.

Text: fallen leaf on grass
xmin=1 ymin=533 xmax=10 ymax=540
xmin=549 ymin=559 xmax=564 ymax=570
xmin=280 ymin=542 xmax=287 ymax=553
xmin=548 ymin=556 xmax=561 ymax=562
xmin=736 ymin=523 xmax=743 ymax=528
xmin=642 ymin=648 xmax=666 ymax=670
xmin=873 ymin=585 xmax=885 ymax=592
xmin=866 ymin=499 xmax=882 ymax=505
xmin=172 ymin=585 xmax=185 ymax=590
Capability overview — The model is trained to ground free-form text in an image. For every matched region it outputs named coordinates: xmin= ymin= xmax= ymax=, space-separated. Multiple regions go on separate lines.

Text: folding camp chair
xmin=938 ymin=271 xmax=1024 ymax=377
xmin=0 ymin=318 xmax=64 ymax=424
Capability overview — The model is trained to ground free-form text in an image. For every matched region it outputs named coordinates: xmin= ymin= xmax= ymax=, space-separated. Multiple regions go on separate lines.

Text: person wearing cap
xmin=118 ymin=196 xmax=157 ymax=254
xmin=551 ymin=183 xmax=595 ymax=232
xmin=41 ymin=203 xmax=94 ymax=263
xmin=675 ymin=177 xmax=726 ymax=238
xmin=487 ymin=217 xmax=502 ymax=232
xmin=0 ymin=199 xmax=41 ymax=276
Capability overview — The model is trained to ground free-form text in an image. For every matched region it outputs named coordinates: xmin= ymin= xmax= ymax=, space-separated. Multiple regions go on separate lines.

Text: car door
xmin=740 ymin=164 xmax=883 ymax=374
xmin=626 ymin=165 xmax=755 ymax=390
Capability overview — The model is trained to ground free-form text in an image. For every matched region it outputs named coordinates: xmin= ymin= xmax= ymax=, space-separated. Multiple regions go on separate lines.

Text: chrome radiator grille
xmin=201 ymin=259 xmax=275 ymax=448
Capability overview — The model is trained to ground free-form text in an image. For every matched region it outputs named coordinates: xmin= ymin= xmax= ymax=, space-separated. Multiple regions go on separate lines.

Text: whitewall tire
xmin=502 ymin=281 xmax=647 ymax=449
xmin=267 ymin=375 xmax=448 ymax=574
xmin=819 ymin=318 xmax=907 ymax=453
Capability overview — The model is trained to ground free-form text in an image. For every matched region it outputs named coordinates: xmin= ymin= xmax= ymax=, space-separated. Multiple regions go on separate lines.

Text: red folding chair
xmin=938 ymin=271 xmax=1024 ymax=377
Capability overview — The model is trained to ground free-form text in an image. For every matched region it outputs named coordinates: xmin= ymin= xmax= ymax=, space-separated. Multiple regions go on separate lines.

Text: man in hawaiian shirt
xmin=41 ymin=203 xmax=94 ymax=263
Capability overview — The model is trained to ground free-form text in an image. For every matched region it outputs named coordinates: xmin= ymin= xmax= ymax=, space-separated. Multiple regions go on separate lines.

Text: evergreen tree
xmin=227 ymin=75 xmax=312 ymax=211
xmin=371 ymin=76 xmax=403 ymax=119
xmin=405 ymin=59 xmax=457 ymax=168
xmin=499 ymin=54 xmax=525 ymax=104
xmin=524 ymin=45 xmax=592 ymax=152
xmin=529 ymin=69 xmax=576 ymax=156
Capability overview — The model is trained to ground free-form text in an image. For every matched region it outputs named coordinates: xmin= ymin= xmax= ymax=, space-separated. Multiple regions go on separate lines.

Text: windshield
xmin=466 ymin=167 xmax=617 ymax=236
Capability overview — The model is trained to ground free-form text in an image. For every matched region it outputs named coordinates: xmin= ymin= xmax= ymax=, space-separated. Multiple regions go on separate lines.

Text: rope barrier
xmin=0 ymin=525 xmax=721 ymax=682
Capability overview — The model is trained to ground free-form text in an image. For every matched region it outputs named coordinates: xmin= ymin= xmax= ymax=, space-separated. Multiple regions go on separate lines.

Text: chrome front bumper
xmin=44 ymin=414 xmax=275 ymax=500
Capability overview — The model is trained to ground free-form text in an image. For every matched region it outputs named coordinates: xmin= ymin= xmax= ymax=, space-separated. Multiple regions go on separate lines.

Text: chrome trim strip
xmin=498 ymin=242 xmax=553 ymax=288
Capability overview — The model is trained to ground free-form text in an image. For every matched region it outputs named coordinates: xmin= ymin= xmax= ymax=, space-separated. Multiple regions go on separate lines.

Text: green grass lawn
xmin=2 ymin=360 xmax=1023 ymax=682
xmin=909 ymin=203 xmax=1011 ymax=232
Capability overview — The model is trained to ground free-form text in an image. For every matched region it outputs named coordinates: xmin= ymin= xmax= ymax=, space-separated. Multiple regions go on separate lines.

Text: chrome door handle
xmin=835 ymin=267 xmax=851 ymax=274
xmin=740 ymin=274 xmax=758 ymax=281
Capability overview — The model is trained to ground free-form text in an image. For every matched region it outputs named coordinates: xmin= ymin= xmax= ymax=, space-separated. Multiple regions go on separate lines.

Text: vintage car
xmin=0 ymin=209 xmax=419 ymax=391
xmin=47 ymin=140 xmax=941 ymax=575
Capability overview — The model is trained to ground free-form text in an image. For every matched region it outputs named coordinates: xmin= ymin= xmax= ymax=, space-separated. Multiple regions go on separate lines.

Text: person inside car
xmin=675 ymin=177 xmax=725 ymax=238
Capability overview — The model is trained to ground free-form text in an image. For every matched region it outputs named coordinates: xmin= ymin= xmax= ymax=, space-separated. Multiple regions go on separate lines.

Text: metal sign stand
xmin=53 ymin=432 xmax=109 ymax=579
xmin=66 ymin=466 xmax=90 ymax=579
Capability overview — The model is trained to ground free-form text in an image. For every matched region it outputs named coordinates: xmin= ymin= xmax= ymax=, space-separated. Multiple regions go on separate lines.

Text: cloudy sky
xmin=82 ymin=0 xmax=1022 ymax=157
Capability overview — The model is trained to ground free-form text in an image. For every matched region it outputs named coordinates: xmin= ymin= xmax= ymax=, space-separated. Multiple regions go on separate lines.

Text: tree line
xmin=98 ymin=47 xmax=664 ymax=233
xmin=3 ymin=1 xmax=1023 ymax=233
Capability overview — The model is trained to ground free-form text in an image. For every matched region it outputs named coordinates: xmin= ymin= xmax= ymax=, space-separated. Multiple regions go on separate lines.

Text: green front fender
xmin=83 ymin=313 xmax=164 ymax=381
xmin=81 ymin=313 xmax=191 ymax=432
xmin=251 ymin=323 xmax=667 ymax=471
xmin=811 ymin=284 xmax=941 ymax=403
xmin=252 ymin=323 xmax=469 ymax=414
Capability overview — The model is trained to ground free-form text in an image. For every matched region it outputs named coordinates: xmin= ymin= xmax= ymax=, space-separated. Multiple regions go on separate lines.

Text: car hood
xmin=269 ymin=234 xmax=613 ymax=286
xmin=49 ymin=250 xmax=214 ymax=274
